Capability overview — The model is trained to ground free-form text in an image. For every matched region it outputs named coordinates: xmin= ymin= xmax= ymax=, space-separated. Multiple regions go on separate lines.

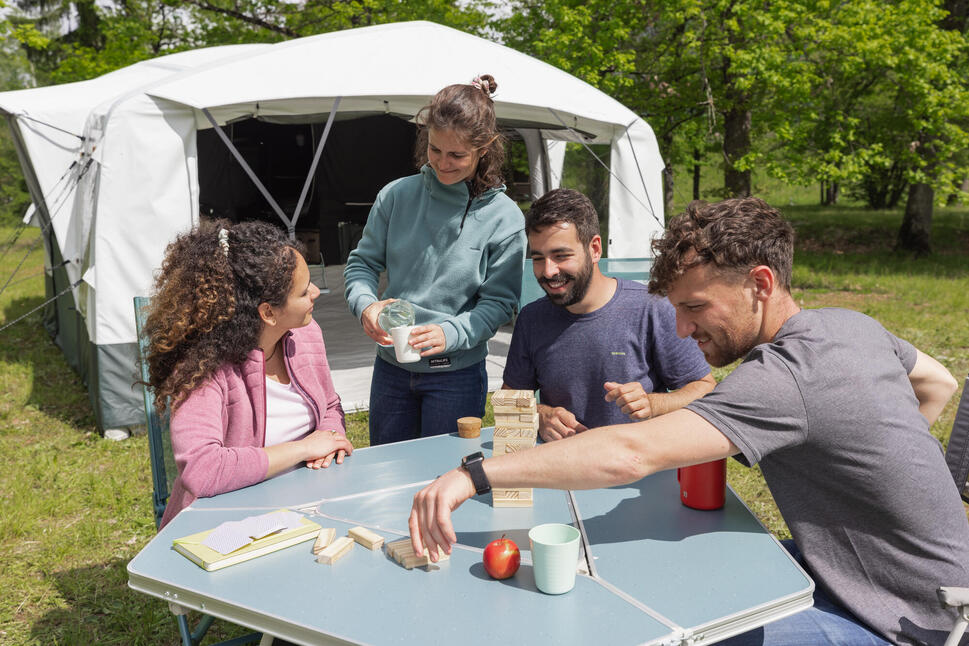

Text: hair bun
xmin=470 ymin=74 xmax=497 ymax=97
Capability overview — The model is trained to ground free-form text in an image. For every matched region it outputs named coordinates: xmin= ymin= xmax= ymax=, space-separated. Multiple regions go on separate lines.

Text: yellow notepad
xmin=172 ymin=511 xmax=321 ymax=571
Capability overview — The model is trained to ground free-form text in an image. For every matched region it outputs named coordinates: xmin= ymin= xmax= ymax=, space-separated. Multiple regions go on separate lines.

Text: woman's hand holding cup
xmin=411 ymin=324 xmax=446 ymax=357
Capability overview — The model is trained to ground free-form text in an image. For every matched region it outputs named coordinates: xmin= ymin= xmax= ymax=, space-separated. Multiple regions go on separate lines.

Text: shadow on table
xmin=575 ymin=477 xmax=764 ymax=546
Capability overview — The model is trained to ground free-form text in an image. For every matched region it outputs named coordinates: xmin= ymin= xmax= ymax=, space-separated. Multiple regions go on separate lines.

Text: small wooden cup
xmin=457 ymin=416 xmax=482 ymax=439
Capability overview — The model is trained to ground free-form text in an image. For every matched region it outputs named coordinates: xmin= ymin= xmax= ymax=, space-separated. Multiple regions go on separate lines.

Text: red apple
xmin=483 ymin=535 xmax=520 ymax=580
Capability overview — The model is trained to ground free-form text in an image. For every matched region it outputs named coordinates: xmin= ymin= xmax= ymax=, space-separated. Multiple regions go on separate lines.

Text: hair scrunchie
xmin=218 ymin=228 xmax=230 ymax=257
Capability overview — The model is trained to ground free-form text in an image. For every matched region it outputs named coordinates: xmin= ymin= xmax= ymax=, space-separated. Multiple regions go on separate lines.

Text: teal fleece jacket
xmin=344 ymin=165 xmax=525 ymax=373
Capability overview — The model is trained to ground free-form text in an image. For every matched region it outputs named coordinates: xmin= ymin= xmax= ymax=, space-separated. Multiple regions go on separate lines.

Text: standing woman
xmin=145 ymin=220 xmax=353 ymax=528
xmin=345 ymin=75 xmax=525 ymax=445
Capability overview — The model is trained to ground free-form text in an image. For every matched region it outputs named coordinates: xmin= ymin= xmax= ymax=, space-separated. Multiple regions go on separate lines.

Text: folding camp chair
xmin=937 ymin=374 xmax=969 ymax=646
xmin=133 ymin=297 xmax=264 ymax=646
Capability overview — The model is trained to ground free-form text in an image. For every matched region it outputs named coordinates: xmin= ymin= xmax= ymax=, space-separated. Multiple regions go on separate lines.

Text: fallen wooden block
xmin=385 ymin=538 xmax=449 ymax=569
xmin=348 ymin=526 xmax=385 ymax=551
xmin=316 ymin=535 xmax=354 ymax=565
xmin=492 ymin=488 xmax=534 ymax=508
xmin=312 ymin=528 xmax=336 ymax=555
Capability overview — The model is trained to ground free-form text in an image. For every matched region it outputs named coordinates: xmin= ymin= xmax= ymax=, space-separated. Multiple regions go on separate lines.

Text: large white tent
xmin=0 ymin=20 xmax=665 ymax=432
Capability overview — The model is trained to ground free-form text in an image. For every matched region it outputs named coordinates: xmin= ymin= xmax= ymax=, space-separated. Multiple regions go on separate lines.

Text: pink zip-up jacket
xmin=159 ymin=320 xmax=345 ymax=528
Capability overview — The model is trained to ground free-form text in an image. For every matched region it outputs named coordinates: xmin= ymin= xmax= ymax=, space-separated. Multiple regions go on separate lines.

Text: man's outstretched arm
xmin=408 ymin=407 xmax=738 ymax=560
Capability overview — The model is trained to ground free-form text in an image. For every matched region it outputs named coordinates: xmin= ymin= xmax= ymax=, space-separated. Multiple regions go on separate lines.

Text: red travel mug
xmin=677 ymin=458 xmax=727 ymax=510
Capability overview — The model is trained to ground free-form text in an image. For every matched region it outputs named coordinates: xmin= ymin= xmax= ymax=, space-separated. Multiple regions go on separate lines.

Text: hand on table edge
xmin=409 ymin=467 xmax=476 ymax=561
xmin=300 ymin=429 xmax=353 ymax=470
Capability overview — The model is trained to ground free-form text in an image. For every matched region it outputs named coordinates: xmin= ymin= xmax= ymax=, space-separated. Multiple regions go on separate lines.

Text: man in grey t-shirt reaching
xmin=410 ymin=196 xmax=967 ymax=645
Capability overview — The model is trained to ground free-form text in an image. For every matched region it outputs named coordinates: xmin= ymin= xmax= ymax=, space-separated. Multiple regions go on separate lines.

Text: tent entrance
xmin=197 ymin=114 xmax=417 ymax=265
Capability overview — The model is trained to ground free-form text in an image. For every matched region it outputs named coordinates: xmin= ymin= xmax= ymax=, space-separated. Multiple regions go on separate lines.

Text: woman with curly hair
xmin=145 ymin=219 xmax=353 ymax=528
xmin=344 ymin=74 xmax=526 ymax=445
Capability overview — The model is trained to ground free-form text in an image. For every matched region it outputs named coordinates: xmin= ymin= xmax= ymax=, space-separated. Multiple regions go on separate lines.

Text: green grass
xmin=1 ymin=202 xmax=967 ymax=643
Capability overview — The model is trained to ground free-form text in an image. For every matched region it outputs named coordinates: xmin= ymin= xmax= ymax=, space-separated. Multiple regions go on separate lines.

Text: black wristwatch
xmin=460 ymin=452 xmax=491 ymax=496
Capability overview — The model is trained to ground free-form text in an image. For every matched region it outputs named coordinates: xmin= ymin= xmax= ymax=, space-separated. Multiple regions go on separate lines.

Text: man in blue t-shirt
xmin=502 ymin=189 xmax=715 ymax=441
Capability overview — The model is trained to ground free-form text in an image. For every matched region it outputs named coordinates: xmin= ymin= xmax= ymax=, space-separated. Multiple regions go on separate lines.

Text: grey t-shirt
xmin=503 ymin=279 xmax=710 ymax=427
xmin=687 ymin=308 xmax=969 ymax=645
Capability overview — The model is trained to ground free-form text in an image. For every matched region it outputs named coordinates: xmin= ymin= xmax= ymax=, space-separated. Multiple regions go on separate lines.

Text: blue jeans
xmin=369 ymin=356 xmax=487 ymax=446
xmin=719 ymin=540 xmax=890 ymax=646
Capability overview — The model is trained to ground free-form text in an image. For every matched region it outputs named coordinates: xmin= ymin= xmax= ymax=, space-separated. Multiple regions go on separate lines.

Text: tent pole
xmin=291 ymin=96 xmax=341 ymax=231
xmin=200 ymin=108 xmax=292 ymax=231
xmin=546 ymin=108 xmax=662 ymax=229
xmin=290 ymin=97 xmax=341 ymax=296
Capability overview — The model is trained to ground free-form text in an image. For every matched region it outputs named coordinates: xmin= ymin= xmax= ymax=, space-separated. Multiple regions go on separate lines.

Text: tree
xmin=499 ymin=0 xmax=817 ymax=211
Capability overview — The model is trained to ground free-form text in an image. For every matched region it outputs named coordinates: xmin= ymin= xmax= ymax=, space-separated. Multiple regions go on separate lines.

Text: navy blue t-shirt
xmin=502 ymin=278 xmax=710 ymax=428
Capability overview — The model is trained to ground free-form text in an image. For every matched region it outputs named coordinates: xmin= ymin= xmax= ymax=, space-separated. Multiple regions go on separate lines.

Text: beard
xmin=539 ymin=256 xmax=595 ymax=308
xmin=695 ymin=323 xmax=759 ymax=367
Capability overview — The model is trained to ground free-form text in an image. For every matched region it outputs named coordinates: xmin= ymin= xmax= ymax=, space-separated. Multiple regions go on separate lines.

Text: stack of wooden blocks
xmin=491 ymin=389 xmax=539 ymax=507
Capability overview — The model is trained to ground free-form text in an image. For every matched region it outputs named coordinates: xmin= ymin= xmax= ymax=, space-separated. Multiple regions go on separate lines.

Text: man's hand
xmin=409 ymin=468 xmax=476 ymax=561
xmin=603 ymin=381 xmax=653 ymax=420
xmin=360 ymin=299 xmax=396 ymax=345
xmin=537 ymin=404 xmax=588 ymax=442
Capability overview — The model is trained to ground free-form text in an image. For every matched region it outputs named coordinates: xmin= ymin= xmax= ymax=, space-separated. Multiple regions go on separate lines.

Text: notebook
xmin=172 ymin=510 xmax=321 ymax=571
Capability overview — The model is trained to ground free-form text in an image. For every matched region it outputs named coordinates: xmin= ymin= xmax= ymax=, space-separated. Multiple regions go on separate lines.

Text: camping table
xmin=128 ymin=428 xmax=814 ymax=645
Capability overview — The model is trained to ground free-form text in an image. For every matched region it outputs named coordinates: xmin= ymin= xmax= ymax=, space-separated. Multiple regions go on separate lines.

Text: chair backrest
xmin=133 ymin=296 xmax=176 ymax=529
xmin=944 ymin=375 xmax=969 ymax=503
xmin=519 ymin=256 xmax=654 ymax=309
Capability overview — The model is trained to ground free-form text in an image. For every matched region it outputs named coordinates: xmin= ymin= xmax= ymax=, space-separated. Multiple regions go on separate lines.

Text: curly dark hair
xmin=648 ymin=197 xmax=795 ymax=296
xmin=143 ymin=219 xmax=303 ymax=413
xmin=526 ymin=189 xmax=600 ymax=246
xmin=414 ymin=74 xmax=506 ymax=196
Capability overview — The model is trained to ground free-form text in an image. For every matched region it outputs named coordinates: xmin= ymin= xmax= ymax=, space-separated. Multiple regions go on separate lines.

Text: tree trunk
xmin=896 ymin=183 xmax=934 ymax=255
xmin=825 ymin=181 xmax=839 ymax=205
xmin=723 ymin=107 xmax=751 ymax=198
xmin=692 ymin=148 xmax=701 ymax=200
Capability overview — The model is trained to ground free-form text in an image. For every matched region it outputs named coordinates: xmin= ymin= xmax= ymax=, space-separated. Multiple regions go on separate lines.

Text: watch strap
xmin=461 ymin=452 xmax=491 ymax=496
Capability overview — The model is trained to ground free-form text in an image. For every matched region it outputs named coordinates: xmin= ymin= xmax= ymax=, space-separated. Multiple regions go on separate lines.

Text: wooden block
xmin=492 ymin=488 xmax=534 ymax=508
xmin=312 ymin=527 xmax=336 ymax=555
xmin=348 ymin=526 xmax=385 ymax=551
xmin=494 ymin=427 xmax=538 ymax=441
xmin=316 ymin=536 xmax=354 ymax=565
xmin=385 ymin=538 xmax=449 ymax=569
xmin=494 ymin=412 xmax=540 ymax=429
xmin=491 ymin=389 xmax=535 ymax=407
xmin=492 ymin=401 xmax=537 ymax=414
xmin=493 ymin=441 xmax=535 ymax=455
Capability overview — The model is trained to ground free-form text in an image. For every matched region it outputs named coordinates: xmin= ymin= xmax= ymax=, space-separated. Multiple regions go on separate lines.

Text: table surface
xmin=128 ymin=428 xmax=813 ymax=645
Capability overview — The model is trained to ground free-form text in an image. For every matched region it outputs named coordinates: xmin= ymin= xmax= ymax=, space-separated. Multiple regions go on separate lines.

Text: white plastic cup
xmin=529 ymin=523 xmax=581 ymax=594
xmin=390 ymin=325 xmax=421 ymax=363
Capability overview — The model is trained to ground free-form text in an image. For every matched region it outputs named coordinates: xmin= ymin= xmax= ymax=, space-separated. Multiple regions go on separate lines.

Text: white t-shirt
xmin=264 ymin=377 xmax=314 ymax=448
